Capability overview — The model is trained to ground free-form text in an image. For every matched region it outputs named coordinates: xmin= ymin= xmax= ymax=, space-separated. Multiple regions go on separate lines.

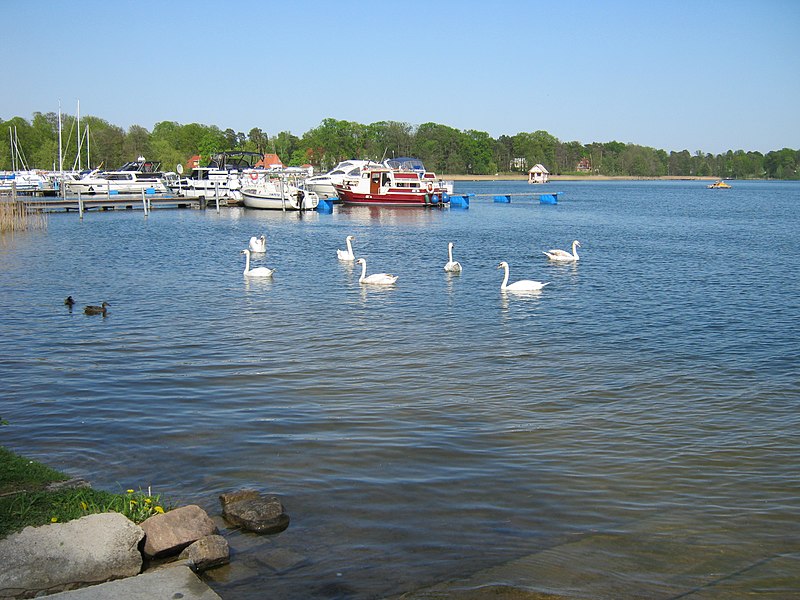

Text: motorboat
xmin=384 ymin=157 xmax=454 ymax=194
xmin=334 ymin=164 xmax=449 ymax=207
xmin=707 ymin=180 xmax=732 ymax=189
xmin=0 ymin=170 xmax=51 ymax=193
xmin=166 ymin=151 xmax=265 ymax=201
xmin=241 ymin=175 xmax=319 ymax=210
xmin=304 ymin=159 xmax=380 ymax=199
xmin=65 ymin=157 xmax=167 ymax=194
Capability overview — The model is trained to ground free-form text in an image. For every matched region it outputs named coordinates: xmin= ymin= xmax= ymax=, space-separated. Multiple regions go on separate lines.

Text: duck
xmin=443 ymin=242 xmax=462 ymax=273
xmin=497 ymin=261 xmax=549 ymax=292
xmin=543 ymin=240 xmax=580 ymax=262
xmin=337 ymin=235 xmax=355 ymax=261
xmin=84 ymin=301 xmax=110 ymax=316
xmin=241 ymin=249 xmax=275 ymax=277
xmin=356 ymin=258 xmax=398 ymax=286
xmin=249 ymin=235 xmax=267 ymax=253
xmin=64 ymin=296 xmax=75 ymax=308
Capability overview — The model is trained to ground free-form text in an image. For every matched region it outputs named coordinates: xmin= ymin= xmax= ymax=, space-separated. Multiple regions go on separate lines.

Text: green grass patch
xmin=1 ymin=447 xmax=169 ymax=538
xmin=0 ymin=446 xmax=69 ymax=494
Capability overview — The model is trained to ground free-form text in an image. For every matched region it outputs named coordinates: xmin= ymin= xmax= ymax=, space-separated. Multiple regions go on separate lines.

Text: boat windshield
xmin=385 ymin=157 xmax=426 ymax=172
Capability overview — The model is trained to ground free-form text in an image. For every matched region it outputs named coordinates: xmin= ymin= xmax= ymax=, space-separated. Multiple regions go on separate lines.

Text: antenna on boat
xmin=379 ymin=147 xmax=388 ymax=163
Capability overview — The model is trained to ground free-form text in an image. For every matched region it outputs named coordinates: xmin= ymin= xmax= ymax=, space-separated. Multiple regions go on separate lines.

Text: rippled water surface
xmin=2 ymin=180 xmax=799 ymax=598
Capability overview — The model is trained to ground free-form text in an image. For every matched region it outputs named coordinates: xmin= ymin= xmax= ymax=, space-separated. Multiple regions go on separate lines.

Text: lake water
xmin=2 ymin=180 xmax=799 ymax=599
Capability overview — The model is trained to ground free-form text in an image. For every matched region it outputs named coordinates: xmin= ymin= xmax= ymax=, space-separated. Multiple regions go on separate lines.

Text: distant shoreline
xmin=443 ymin=174 xmax=722 ymax=181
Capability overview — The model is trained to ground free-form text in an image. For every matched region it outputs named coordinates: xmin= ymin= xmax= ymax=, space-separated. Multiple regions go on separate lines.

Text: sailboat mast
xmin=76 ymin=100 xmax=81 ymax=171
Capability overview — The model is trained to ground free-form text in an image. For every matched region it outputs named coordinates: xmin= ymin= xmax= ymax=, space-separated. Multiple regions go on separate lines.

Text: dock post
xmin=214 ymin=183 xmax=220 ymax=213
xmin=78 ymin=191 xmax=84 ymax=219
xmin=142 ymin=189 xmax=149 ymax=216
xmin=107 ymin=182 xmax=111 ymax=200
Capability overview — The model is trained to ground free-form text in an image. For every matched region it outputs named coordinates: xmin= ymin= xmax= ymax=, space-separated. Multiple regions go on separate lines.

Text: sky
xmin=2 ymin=0 xmax=799 ymax=155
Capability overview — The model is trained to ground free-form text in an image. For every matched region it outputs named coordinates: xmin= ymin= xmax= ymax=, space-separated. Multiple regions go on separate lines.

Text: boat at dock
xmin=241 ymin=174 xmax=319 ymax=210
xmin=334 ymin=164 xmax=450 ymax=207
xmin=304 ymin=159 xmax=380 ymax=199
xmin=65 ymin=157 xmax=168 ymax=194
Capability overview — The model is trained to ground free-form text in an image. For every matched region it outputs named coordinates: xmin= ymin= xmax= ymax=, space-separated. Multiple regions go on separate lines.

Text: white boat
xmin=304 ymin=159 xmax=380 ymax=199
xmin=66 ymin=157 xmax=167 ymax=194
xmin=241 ymin=176 xmax=319 ymax=210
xmin=0 ymin=170 xmax=51 ymax=193
xmin=166 ymin=151 xmax=265 ymax=201
xmin=383 ymin=157 xmax=454 ymax=194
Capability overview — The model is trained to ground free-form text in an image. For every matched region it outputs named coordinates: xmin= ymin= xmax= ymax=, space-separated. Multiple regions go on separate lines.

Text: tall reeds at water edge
xmin=0 ymin=199 xmax=47 ymax=233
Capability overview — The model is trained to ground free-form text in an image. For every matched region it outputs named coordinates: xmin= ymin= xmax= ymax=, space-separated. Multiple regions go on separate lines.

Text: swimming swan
xmin=443 ymin=242 xmax=462 ymax=272
xmin=337 ymin=235 xmax=355 ymax=261
xmin=241 ymin=249 xmax=275 ymax=277
xmin=84 ymin=301 xmax=110 ymax=315
xmin=497 ymin=261 xmax=549 ymax=292
xmin=249 ymin=235 xmax=267 ymax=253
xmin=356 ymin=258 xmax=398 ymax=285
xmin=543 ymin=240 xmax=580 ymax=262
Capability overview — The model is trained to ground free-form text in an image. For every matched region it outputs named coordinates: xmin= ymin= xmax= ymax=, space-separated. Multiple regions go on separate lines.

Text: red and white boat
xmin=334 ymin=164 xmax=449 ymax=207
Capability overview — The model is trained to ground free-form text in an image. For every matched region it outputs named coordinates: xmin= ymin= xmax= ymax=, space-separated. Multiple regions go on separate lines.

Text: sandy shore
xmin=442 ymin=174 xmax=720 ymax=181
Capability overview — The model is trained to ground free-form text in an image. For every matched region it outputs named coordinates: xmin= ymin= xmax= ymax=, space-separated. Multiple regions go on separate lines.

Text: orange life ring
xmin=249 ymin=172 xmax=258 ymax=180
xmin=426 ymin=182 xmax=434 ymax=193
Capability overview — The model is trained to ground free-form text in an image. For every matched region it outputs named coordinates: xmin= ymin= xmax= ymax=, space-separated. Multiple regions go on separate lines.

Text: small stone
xmin=220 ymin=490 xmax=290 ymax=534
xmin=179 ymin=535 xmax=230 ymax=571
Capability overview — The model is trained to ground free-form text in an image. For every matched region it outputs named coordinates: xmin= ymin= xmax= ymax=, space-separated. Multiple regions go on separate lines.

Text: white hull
xmin=66 ymin=179 xmax=167 ymax=194
xmin=241 ymin=187 xmax=319 ymax=210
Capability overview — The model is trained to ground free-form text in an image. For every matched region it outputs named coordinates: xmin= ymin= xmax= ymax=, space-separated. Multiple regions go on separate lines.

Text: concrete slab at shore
xmin=45 ymin=566 xmax=222 ymax=600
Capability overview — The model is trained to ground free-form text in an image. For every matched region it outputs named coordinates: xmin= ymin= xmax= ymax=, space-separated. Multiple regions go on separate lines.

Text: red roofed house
xmin=254 ymin=153 xmax=284 ymax=169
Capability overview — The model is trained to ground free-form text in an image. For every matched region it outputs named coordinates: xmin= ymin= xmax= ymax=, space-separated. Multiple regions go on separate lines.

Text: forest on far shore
xmin=2 ymin=113 xmax=798 ymax=180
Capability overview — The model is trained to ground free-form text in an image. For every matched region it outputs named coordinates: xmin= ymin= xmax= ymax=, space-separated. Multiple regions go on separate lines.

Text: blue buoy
xmin=494 ymin=195 xmax=511 ymax=203
xmin=539 ymin=193 xmax=560 ymax=205
xmin=316 ymin=198 xmax=333 ymax=213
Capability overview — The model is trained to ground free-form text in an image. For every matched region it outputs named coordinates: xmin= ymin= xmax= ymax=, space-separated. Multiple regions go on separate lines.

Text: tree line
xmin=2 ymin=112 xmax=798 ymax=179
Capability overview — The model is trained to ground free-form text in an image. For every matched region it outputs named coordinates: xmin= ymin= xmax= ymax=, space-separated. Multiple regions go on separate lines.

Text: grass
xmin=0 ymin=199 xmax=47 ymax=233
xmin=0 ymin=446 xmax=168 ymax=538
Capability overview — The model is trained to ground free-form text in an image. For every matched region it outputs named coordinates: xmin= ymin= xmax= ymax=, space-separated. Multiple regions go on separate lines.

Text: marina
xmin=2 ymin=179 xmax=798 ymax=599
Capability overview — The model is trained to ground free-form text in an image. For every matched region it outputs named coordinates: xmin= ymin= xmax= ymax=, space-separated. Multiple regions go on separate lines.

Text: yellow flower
xmin=144 ymin=498 xmax=152 ymax=504
xmin=51 ymin=517 xmax=58 ymax=523
xmin=130 ymin=499 xmax=138 ymax=506
xmin=154 ymin=506 xmax=164 ymax=514
xmin=80 ymin=501 xmax=88 ymax=511
xmin=126 ymin=489 xmax=134 ymax=494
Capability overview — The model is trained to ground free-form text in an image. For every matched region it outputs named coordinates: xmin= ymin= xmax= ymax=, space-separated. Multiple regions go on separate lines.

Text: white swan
xmin=356 ymin=258 xmax=398 ymax=286
xmin=337 ymin=235 xmax=355 ymax=261
xmin=543 ymin=240 xmax=580 ymax=262
xmin=241 ymin=249 xmax=275 ymax=277
xmin=443 ymin=242 xmax=462 ymax=272
xmin=497 ymin=261 xmax=549 ymax=292
xmin=249 ymin=235 xmax=267 ymax=253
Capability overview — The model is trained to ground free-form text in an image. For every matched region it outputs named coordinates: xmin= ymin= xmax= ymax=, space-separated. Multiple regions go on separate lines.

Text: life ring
xmin=426 ymin=182 xmax=434 ymax=193
xmin=249 ymin=172 xmax=258 ymax=180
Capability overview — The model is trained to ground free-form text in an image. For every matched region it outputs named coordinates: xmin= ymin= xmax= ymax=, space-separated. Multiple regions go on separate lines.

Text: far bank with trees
xmin=2 ymin=113 xmax=798 ymax=180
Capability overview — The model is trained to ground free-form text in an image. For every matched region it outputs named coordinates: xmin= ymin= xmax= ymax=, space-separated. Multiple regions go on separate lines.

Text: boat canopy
xmin=207 ymin=151 xmax=263 ymax=170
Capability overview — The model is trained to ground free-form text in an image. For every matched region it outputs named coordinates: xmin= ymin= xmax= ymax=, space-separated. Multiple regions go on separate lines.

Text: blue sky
xmin=3 ymin=0 xmax=798 ymax=154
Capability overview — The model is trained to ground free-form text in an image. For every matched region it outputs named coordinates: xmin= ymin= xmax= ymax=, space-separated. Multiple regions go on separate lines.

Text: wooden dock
xmin=14 ymin=193 xmax=216 ymax=215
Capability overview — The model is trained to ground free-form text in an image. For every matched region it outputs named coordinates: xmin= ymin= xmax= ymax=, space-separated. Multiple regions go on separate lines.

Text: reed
xmin=0 ymin=199 xmax=48 ymax=233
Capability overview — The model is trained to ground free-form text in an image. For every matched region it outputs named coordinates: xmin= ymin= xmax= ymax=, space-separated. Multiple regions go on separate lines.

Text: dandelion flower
xmin=155 ymin=506 xmax=164 ymax=514
xmin=51 ymin=517 xmax=58 ymax=523
xmin=126 ymin=489 xmax=134 ymax=494
xmin=80 ymin=501 xmax=88 ymax=511
xmin=144 ymin=498 xmax=152 ymax=504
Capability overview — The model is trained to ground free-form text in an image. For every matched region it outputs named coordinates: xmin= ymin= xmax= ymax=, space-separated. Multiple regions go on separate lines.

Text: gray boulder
xmin=178 ymin=535 xmax=230 ymax=571
xmin=0 ymin=512 xmax=143 ymax=598
xmin=220 ymin=490 xmax=290 ymax=534
xmin=140 ymin=505 xmax=217 ymax=559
